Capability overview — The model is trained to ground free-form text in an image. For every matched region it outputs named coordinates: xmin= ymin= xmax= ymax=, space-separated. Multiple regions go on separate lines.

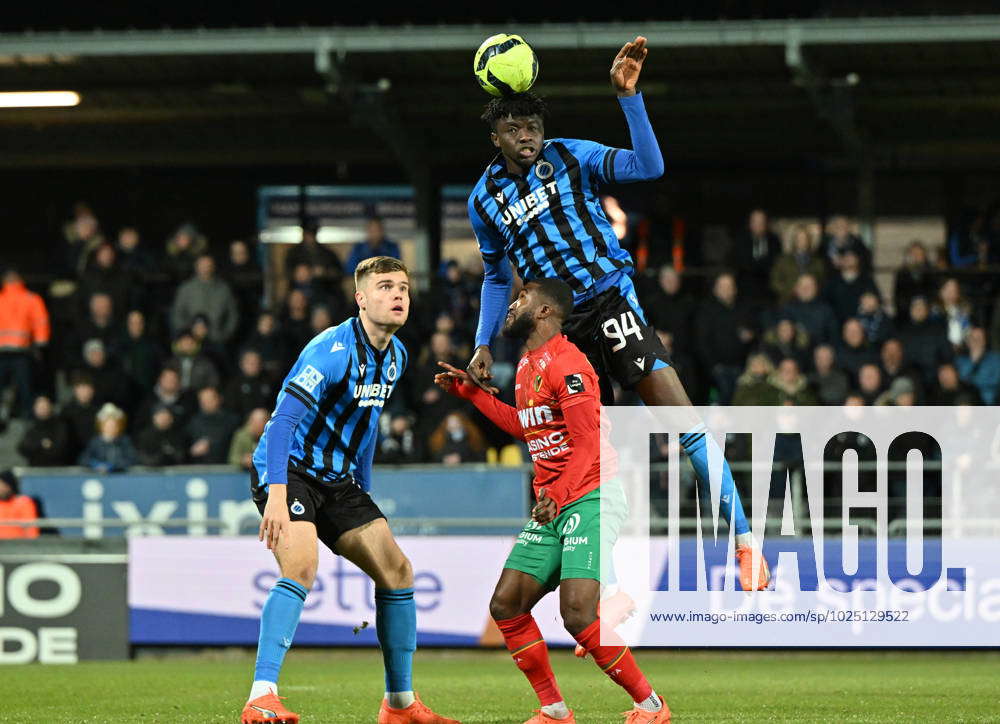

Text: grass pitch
xmin=5 ymin=649 xmax=998 ymax=723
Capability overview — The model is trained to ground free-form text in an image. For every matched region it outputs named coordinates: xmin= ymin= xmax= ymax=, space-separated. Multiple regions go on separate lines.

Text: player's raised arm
xmin=468 ymin=196 xmax=514 ymax=391
xmin=602 ymin=35 xmax=664 ymax=182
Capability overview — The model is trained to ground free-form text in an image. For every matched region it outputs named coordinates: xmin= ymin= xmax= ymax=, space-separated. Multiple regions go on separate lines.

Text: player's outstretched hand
xmin=610 ymin=35 xmax=648 ymax=97
xmin=259 ymin=487 xmax=290 ymax=551
xmin=466 ymin=345 xmax=499 ymax=394
xmin=437 ymin=360 xmax=499 ymax=396
xmin=463 ymin=349 xmax=502 ymax=395
xmin=531 ymin=488 xmax=559 ymax=525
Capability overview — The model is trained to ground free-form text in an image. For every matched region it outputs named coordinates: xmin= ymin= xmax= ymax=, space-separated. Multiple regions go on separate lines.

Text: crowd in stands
xmin=2 ymin=203 xmax=999 ymax=475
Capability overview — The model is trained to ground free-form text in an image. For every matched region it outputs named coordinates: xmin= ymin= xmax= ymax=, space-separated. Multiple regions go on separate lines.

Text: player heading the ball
xmin=466 ymin=36 xmax=770 ymax=593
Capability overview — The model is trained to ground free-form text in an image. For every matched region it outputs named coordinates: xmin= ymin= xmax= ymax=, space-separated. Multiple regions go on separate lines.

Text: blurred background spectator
xmin=17 ymin=395 xmax=69 ymax=466
xmin=228 ymin=407 xmax=269 ymax=470
xmin=0 ymin=469 xmax=39 ymax=539
xmin=79 ymin=403 xmax=137 ymax=472
xmin=346 ymin=217 xmax=401 ymax=275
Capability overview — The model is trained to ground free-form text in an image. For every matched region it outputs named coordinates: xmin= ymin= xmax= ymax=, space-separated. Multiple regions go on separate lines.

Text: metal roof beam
xmin=2 ymin=16 xmax=1000 ymax=57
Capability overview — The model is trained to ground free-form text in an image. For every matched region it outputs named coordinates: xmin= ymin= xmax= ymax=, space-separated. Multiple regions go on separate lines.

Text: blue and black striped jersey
xmin=468 ymin=137 xmax=634 ymax=301
xmin=251 ymin=317 xmax=406 ymax=492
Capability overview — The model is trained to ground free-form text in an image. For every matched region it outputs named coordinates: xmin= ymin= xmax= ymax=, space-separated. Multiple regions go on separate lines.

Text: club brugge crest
xmin=387 ymin=361 xmax=398 ymax=382
xmin=534 ymin=160 xmax=554 ymax=180
xmin=290 ymin=499 xmax=305 ymax=515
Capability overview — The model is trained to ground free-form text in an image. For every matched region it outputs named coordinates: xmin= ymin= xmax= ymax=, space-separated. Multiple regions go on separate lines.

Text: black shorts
xmin=250 ymin=465 xmax=386 ymax=553
xmin=563 ymin=277 xmax=671 ymax=404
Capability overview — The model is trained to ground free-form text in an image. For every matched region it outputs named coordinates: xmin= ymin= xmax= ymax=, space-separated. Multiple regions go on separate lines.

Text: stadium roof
xmin=2 ymin=16 xmax=1000 ymax=173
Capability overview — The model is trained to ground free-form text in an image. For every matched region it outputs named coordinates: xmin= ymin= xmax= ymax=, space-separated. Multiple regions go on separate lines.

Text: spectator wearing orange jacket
xmin=0 ymin=269 xmax=50 ymax=418
xmin=0 ymin=470 xmax=39 ymax=539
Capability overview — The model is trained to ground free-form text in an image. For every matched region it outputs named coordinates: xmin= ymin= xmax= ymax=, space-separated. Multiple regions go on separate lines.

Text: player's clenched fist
xmin=531 ymin=488 xmax=559 ymax=525
xmin=259 ymin=485 xmax=289 ymax=551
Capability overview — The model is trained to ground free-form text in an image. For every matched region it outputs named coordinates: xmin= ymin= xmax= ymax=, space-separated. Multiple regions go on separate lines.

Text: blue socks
xmin=254 ymin=577 xmax=308 ymax=683
xmin=680 ymin=425 xmax=751 ymax=536
xmin=375 ymin=588 xmax=416 ymax=694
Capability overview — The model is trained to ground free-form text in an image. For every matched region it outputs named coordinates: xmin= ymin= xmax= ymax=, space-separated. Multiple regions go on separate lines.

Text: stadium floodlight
xmin=0 ymin=90 xmax=80 ymax=107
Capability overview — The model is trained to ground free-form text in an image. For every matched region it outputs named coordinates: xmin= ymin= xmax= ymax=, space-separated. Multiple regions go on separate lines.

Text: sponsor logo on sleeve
xmin=564 ymin=374 xmax=585 ymax=395
xmin=292 ymin=365 xmax=324 ymax=395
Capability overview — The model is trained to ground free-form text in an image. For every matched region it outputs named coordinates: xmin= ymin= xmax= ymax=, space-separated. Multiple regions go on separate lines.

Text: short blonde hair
xmin=354 ymin=256 xmax=409 ymax=289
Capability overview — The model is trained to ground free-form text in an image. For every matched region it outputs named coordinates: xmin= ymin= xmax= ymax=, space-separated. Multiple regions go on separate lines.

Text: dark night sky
xmin=2 ymin=1 xmax=998 ymax=33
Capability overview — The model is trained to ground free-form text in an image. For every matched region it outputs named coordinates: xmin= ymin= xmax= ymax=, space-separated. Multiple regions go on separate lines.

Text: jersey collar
xmin=352 ymin=317 xmax=387 ymax=361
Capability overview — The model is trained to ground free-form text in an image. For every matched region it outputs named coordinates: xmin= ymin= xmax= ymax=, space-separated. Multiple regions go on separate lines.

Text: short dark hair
xmin=481 ymin=92 xmax=547 ymax=129
xmin=530 ymin=278 xmax=574 ymax=320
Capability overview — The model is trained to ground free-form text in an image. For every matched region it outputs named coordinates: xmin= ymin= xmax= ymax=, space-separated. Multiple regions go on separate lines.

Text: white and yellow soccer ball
xmin=473 ymin=34 xmax=538 ymax=97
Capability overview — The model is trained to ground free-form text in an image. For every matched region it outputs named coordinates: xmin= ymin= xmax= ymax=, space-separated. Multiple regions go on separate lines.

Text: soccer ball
xmin=473 ymin=34 xmax=538 ymax=97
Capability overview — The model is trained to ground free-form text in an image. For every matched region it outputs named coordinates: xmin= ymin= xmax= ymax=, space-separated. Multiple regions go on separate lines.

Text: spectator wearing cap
xmin=171 ymin=254 xmax=240 ymax=343
xmin=875 ymin=377 xmax=916 ymax=407
xmin=166 ymin=330 xmax=220 ymax=392
xmin=186 ymin=386 xmax=239 ymax=464
xmin=78 ymin=403 xmax=137 ymax=472
xmin=893 ymin=241 xmax=935 ymax=325
xmin=930 ymin=363 xmax=982 ymax=406
xmin=809 ymin=344 xmax=849 ymax=406
xmin=78 ymin=338 xmax=127 ymax=408
xmin=819 ymin=215 xmax=871 ymax=272
xmin=899 ymin=296 xmax=952 ymax=386
xmin=346 ymin=217 xmax=401 ymax=274
xmin=824 ymin=250 xmax=881 ymax=323
xmin=17 ymin=395 xmax=70 ymax=467
xmin=0 ymin=470 xmax=39 ymax=539
xmin=782 ymin=273 xmax=838 ymax=346
xmin=731 ymin=208 xmax=782 ymax=303
xmin=956 ymin=327 xmax=1000 ymax=405
xmin=228 ymin=407 xmax=269 ymax=470
xmin=770 ymin=224 xmax=826 ymax=303
xmin=136 ymin=405 xmax=188 ymax=466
